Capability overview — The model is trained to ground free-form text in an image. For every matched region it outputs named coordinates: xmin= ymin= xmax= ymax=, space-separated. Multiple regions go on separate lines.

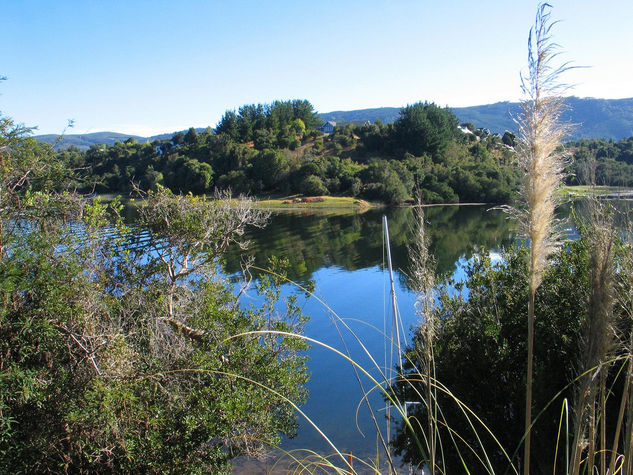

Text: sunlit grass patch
xmin=253 ymin=195 xmax=378 ymax=212
xmin=559 ymin=185 xmax=633 ymax=196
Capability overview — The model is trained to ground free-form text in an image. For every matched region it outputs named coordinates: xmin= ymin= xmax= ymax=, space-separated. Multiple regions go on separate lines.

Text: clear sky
xmin=1 ymin=0 xmax=632 ymax=136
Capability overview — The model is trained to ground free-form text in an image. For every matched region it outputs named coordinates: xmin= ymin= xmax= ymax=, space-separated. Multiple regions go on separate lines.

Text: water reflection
xmin=222 ymin=205 xmax=519 ymax=286
xmin=221 ymin=205 xmax=519 ymax=469
xmin=118 ymin=198 xmax=630 ymax=471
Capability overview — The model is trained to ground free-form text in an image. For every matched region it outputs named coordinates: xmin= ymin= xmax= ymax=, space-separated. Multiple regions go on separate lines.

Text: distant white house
xmin=320 ymin=121 xmax=336 ymax=134
xmin=458 ymin=125 xmax=474 ymax=135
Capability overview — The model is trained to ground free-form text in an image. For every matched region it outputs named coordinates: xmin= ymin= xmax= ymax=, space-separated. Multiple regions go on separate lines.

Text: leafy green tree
xmin=290 ymin=118 xmax=306 ymax=138
xmin=393 ymin=102 xmax=459 ymax=158
xmin=215 ymin=110 xmax=240 ymax=141
xmin=0 ymin=115 xmax=311 ymax=473
xmin=164 ymin=156 xmax=213 ymax=194
xmin=276 ymin=126 xmax=293 ymax=149
xmin=236 ymin=103 xmax=266 ymax=142
xmin=184 ymin=127 xmax=199 ymax=145
xmin=298 ymin=174 xmax=328 ymax=195
xmin=357 ymin=120 xmax=390 ymax=155
xmin=502 ymin=130 xmax=517 ymax=147
xmin=392 ymin=241 xmax=596 ymax=473
xmin=216 ymin=169 xmax=252 ymax=194
xmin=253 ymin=128 xmax=275 ymax=151
xmin=290 ymin=99 xmax=322 ymax=130
xmin=140 ymin=165 xmax=164 ymax=191
xmin=419 ymin=168 xmax=458 ymax=203
xmin=251 ymin=149 xmax=289 ymax=190
xmin=450 ymin=167 xmax=482 ymax=202
xmin=172 ymin=131 xmax=186 ymax=146
xmin=360 ymin=159 xmax=413 ymax=204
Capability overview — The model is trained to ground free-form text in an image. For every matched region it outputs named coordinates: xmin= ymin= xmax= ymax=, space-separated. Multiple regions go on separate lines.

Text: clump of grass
xmin=407 ymin=202 xmax=438 ymax=472
xmin=511 ymin=4 xmax=572 ymax=471
xmin=610 ymin=221 xmax=633 ymax=474
xmin=569 ymin=200 xmax=617 ymax=474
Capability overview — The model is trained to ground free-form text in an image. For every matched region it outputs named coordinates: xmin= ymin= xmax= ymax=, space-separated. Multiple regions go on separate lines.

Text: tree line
xmin=566 ymin=136 xmax=633 ymax=186
xmin=54 ymin=99 xmax=521 ymax=205
xmin=0 ymin=109 xmax=310 ymax=473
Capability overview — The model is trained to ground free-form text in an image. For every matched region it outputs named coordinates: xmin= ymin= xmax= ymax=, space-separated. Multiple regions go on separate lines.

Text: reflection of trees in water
xmin=222 ymin=205 xmax=518 ymax=287
xmin=558 ymin=198 xmax=633 ymax=231
xmin=423 ymin=205 xmax=518 ymax=278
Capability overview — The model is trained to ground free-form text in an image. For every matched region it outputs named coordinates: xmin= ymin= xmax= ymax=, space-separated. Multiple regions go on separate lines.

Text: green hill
xmin=320 ymin=97 xmax=633 ymax=140
xmin=35 ymin=131 xmax=148 ymax=151
xmin=36 ymin=129 xmax=206 ymax=151
xmin=36 ymin=97 xmax=633 ymax=150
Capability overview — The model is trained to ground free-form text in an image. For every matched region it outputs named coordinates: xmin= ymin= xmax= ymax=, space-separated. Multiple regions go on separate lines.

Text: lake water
xmin=225 ymin=205 xmax=522 ymax=472
xmin=224 ymin=199 xmax=633 ymax=473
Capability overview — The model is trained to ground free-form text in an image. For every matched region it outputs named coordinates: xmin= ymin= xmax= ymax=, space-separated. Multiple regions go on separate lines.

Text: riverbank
xmin=252 ymin=195 xmax=379 ymax=213
xmin=560 ymin=185 xmax=633 ymax=197
xmin=99 ymin=188 xmax=628 ymax=216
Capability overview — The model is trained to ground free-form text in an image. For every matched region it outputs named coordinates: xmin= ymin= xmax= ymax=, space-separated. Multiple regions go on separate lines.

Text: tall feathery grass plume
xmin=569 ymin=200 xmax=617 ymax=475
xmin=407 ymin=201 xmax=438 ymax=472
xmin=511 ymin=4 xmax=573 ymax=472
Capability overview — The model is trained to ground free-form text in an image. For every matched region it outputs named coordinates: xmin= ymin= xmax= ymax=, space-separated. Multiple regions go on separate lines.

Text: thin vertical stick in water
xmin=383 ymin=215 xmax=406 ymax=473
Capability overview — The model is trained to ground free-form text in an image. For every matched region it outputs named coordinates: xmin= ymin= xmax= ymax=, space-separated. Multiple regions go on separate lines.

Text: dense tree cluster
xmin=57 ymin=100 xmax=520 ymax=205
xmin=0 ymin=113 xmax=310 ymax=473
xmin=566 ymin=136 xmax=633 ymax=186
xmin=215 ymin=99 xmax=322 ymax=145
xmin=393 ymin=233 xmax=632 ymax=472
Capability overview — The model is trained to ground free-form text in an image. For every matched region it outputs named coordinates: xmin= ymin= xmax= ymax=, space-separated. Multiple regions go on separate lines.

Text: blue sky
xmin=1 ymin=0 xmax=632 ymax=136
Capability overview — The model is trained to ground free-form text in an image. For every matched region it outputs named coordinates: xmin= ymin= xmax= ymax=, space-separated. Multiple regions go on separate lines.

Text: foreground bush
xmin=393 ymin=232 xmax=632 ymax=473
xmin=0 ymin=113 xmax=309 ymax=473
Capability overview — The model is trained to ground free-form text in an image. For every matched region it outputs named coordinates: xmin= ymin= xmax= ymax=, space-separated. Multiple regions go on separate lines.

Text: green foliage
xmin=360 ymin=159 xmax=413 ymax=204
xmin=502 ymin=130 xmax=517 ymax=147
xmin=253 ymin=128 xmax=274 ymax=151
xmin=0 ymin=118 xmax=311 ymax=472
xmin=215 ymin=110 xmax=240 ymax=141
xmin=298 ymin=174 xmax=328 ymax=196
xmin=251 ymin=149 xmax=289 ymax=190
xmin=50 ymin=98 xmax=521 ymax=205
xmin=393 ymin=102 xmax=459 ymax=158
xmin=163 ymin=156 xmax=213 ymax=194
xmin=391 ymin=238 xmax=631 ymax=472
xmin=566 ymin=136 xmax=633 ymax=186
xmin=216 ymin=100 xmax=321 ymax=144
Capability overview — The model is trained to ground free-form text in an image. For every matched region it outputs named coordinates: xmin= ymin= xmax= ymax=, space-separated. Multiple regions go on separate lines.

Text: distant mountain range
xmin=36 ymin=97 xmax=633 ymax=150
xmin=34 ymin=130 xmax=198 ymax=151
xmin=321 ymin=97 xmax=633 ymax=140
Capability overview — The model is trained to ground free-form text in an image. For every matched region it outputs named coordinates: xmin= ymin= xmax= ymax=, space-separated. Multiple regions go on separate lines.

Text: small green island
xmin=51 ymin=98 xmax=633 ymax=208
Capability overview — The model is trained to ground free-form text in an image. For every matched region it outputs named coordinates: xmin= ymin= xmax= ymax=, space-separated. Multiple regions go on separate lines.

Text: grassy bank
xmin=252 ymin=195 xmax=379 ymax=213
xmin=560 ymin=185 xmax=633 ymax=196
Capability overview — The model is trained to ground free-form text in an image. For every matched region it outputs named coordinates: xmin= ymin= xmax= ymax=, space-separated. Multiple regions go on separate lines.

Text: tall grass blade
xmin=407 ymin=202 xmax=438 ymax=472
xmin=570 ymin=199 xmax=617 ymax=475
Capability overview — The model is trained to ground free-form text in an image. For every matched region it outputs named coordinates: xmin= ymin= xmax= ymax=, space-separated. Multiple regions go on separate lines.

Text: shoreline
xmin=95 ymin=185 xmax=631 ymax=214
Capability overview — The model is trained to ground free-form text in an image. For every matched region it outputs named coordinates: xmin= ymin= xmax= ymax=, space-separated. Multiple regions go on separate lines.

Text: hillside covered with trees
xmin=566 ymin=136 xmax=633 ymax=186
xmin=320 ymin=97 xmax=633 ymax=141
xmin=55 ymin=99 xmax=521 ymax=205
xmin=38 ymin=97 xmax=633 ymax=151
xmin=0 ymin=108 xmax=311 ymax=473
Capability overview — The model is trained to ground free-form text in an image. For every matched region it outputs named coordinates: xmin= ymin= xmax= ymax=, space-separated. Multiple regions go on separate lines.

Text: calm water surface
xmin=225 ymin=205 xmax=521 ymax=471
xmin=226 ymin=200 xmax=633 ymax=472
